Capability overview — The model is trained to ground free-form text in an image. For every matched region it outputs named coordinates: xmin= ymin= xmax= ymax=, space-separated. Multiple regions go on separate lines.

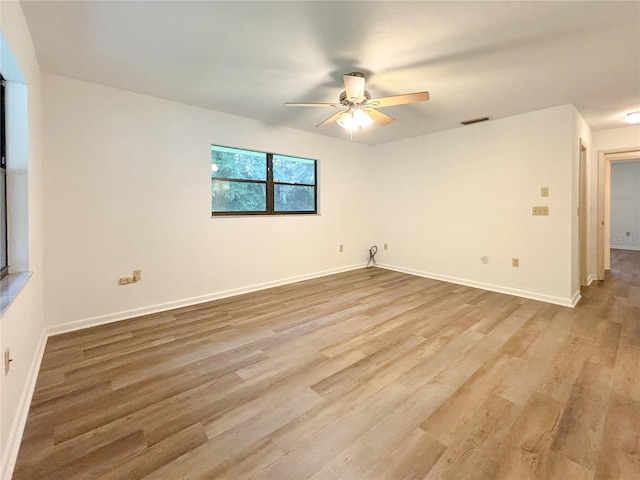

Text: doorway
xmin=597 ymin=150 xmax=640 ymax=280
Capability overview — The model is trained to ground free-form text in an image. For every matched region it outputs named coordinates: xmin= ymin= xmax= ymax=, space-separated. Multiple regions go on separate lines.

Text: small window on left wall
xmin=211 ymin=145 xmax=317 ymax=216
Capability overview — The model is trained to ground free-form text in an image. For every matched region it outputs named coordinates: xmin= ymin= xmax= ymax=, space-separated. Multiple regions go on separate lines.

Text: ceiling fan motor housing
xmin=340 ymin=90 xmax=371 ymax=106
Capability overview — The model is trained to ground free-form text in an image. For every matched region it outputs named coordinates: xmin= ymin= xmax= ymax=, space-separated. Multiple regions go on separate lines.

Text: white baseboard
xmin=587 ymin=274 xmax=598 ymax=286
xmin=47 ymin=264 xmax=366 ymax=337
xmin=378 ymin=263 xmax=577 ymax=308
xmin=570 ymin=290 xmax=582 ymax=308
xmin=1 ymin=329 xmax=48 ymax=480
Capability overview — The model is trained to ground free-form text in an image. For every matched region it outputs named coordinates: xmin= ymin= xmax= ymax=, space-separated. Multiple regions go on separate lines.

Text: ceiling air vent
xmin=460 ymin=116 xmax=492 ymax=126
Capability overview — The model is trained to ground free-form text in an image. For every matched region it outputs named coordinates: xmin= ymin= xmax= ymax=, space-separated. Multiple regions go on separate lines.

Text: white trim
xmin=0 ymin=271 xmax=32 ymax=317
xmin=47 ymin=264 xmax=365 ymax=336
xmin=570 ymin=290 xmax=582 ymax=308
xmin=610 ymin=245 xmax=640 ymax=252
xmin=1 ymin=329 xmax=48 ymax=480
xmin=378 ymin=263 xmax=578 ymax=308
xmin=587 ymin=274 xmax=598 ymax=286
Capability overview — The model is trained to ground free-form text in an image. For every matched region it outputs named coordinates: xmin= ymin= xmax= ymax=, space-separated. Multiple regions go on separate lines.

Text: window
xmin=1 ymin=75 xmax=8 ymax=279
xmin=211 ymin=145 xmax=317 ymax=215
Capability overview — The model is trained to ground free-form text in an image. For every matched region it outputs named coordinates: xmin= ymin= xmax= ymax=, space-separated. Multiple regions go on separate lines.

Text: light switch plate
xmin=532 ymin=206 xmax=549 ymax=216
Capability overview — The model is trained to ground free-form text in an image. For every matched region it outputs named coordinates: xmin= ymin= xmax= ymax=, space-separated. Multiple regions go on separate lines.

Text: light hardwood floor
xmin=12 ymin=250 xmax=640 ymax=479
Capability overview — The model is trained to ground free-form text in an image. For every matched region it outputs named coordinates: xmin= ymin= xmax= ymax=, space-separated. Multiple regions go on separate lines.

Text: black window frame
xmin=1 ymin=74 xmax=8 ymax=279
xmin=211 ymin=145 xmax=318 ymax=216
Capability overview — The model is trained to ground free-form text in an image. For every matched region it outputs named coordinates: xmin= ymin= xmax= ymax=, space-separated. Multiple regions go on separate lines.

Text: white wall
xmin=371 ymin=105 xmax=579 ymax=306
xmin=593 ymin=125 xmax=640 ymax=152
xmin=0 ymin=2 xmax=45 ymax=479
xmin=42 ymin=74 xmax=374 ymax=331
xmin=610 ymin=161 xmax=640 ymax=250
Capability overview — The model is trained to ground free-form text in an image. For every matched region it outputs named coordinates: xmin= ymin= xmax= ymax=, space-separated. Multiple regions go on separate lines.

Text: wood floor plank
xmin=315 ymin=355 xmax=484 ymax=480
xmin=550 ymin=360 xmax=612 ymax=470
xmin=199 ymin=438 xmax=285 ymax=480
xmin=96 ymin=423 xmax=208 ymax=480
xmin=202 ymin=387 xmax=323 ymax=442
xmin=12 ymin=250 xmax=640 ymax=479
xmin=420 ymin=352 xmax=519 ymax=446
xmin=27 ymin=430 xmax=146 ymax=480
xmin=493 ymin=391 xmax=567 ymax=480
xmin=535 ymin=333 xmax=591 ymax=404
xmin=497 ymin=309 xmax=571 ymax=406
xmin=613 ymin=309 xmax=640 ymax=402
xmin=364 ymin=428 xmax=446 ymax=480
xmin=595 ymin=393 xmax=640 ymax=479
xmin=52 ymin=351 xmax=262 ymax=443
xmin=255 ymin=383 xmax=412 ymax=480
xmin=422 ymin=394 xmax=519 ymax=480
xmin=16 ymin=372 xmax=242 ymax=475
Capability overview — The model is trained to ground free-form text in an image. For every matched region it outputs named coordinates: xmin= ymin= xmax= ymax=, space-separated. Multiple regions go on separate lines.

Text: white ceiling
xmin=20 ymin=0 xmax=640 ymax=145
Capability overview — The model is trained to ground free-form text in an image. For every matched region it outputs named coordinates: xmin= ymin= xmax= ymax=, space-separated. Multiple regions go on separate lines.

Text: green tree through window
xmin=211 ymin=145 xmax=317 ymax=215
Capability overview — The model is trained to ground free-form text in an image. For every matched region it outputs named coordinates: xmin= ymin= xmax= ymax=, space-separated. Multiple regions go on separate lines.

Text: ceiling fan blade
xmin=368 ymin=91 xmax=430 ymax=108
xmin=366 ymin=108 xmax=395 ymax=126
xmin=343 ymin=74 xmax=365 ymax=101
xmin=285 ymin=102 xmax=341 ymax=108
xmin=316 ymin=111 xmax=344 ymax=127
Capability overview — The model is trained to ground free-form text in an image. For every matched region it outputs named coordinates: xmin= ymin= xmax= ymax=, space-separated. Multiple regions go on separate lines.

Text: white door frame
xmin=579 ymin=140 xmax=588 ymax=286
xmin=597 ymin=149 xmax=640 ymax=280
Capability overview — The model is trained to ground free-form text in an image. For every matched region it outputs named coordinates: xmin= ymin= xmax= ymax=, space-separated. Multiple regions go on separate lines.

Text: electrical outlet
xmin=541 ymin=187 xmax=549 ymax=197
xmin=4 ymin=348 xmax=12 ymax=375
xmin=512 ymin=258 xmax=519 ymax=267
xmin=384 ymin=243 xmax=388 ymax=250
xmin=532 ymin=206 xmax=549 ymax=216
xmin=339 ymin=244 xmax=343 ymax=253
xmin=120 ymin=270 xmax=141 ymax=285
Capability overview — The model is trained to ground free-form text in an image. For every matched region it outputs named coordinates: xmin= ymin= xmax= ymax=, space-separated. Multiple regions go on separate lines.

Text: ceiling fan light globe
xmin=337 ymin=109 xmax=374 ymax=131
xmin=625 ymin=111 xmax=640 ymax=124
xmin=336 ymin=115 xmax=359 ymax=131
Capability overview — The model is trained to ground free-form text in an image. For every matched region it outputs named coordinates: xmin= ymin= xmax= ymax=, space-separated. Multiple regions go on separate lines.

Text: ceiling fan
xmin=285 ymin=72 xmax=430 ymax=131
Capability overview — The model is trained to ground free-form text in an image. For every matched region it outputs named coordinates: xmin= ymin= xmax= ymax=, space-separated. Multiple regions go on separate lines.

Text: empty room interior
xmin=1 ymin=1 xmax=640 ymax=479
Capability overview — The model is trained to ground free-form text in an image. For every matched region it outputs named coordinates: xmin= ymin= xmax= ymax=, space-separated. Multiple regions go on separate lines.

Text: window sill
xmin=211 ymin=212 xmax=321 ymax=218
xmin=0 ymin=271 xmax=32 ymax=317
